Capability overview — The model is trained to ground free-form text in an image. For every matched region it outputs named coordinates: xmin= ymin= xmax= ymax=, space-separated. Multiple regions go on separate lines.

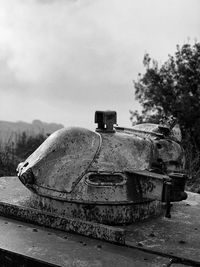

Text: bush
xmin=0 ymin=132 xmax=46 ymax=177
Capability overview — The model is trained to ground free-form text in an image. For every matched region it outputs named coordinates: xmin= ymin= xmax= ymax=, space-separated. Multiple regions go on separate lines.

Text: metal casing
xmin=18 ymin=123 xmax=186 ymax=204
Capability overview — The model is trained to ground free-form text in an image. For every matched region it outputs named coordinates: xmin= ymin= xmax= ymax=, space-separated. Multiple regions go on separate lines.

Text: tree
xmin=131 ymin=42 xmax=200 ymax=147
xmin=131 ymin=42 xmax=200 ymax=189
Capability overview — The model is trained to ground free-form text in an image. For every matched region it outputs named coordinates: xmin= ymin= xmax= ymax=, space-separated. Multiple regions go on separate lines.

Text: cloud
xmin=0 ymin=0 xmax=199 ymax=127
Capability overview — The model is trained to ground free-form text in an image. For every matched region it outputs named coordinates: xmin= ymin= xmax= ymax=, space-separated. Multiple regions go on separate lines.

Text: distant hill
xmin=0 ymin=119 xmax=64 ymax=145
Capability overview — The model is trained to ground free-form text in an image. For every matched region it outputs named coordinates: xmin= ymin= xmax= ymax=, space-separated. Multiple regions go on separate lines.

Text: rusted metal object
xmin=17 ymin=111 xmax=187 ymax=225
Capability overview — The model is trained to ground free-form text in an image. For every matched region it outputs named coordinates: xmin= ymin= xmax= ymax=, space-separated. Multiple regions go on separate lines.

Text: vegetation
xmin=0 ymin=132 xmax=46 ymax=177
xmin=131 ymin=42 xmax=200 ymax=191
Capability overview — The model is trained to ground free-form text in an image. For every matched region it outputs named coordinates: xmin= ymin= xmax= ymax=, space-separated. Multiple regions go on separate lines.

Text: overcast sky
xmin=0 ymin=0 xmax=199 ymax=129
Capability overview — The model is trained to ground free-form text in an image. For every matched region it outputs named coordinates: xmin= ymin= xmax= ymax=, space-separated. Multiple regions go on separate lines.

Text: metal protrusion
xmin=19 ymin=168 xmax=35 ymax=186
xmin=95 ymin=111 xmax=117 ymax=133
xmin=165 ymin=181 xmax=172 ymax=218
xmin=169 ymin=173 xmax=188 ymax=202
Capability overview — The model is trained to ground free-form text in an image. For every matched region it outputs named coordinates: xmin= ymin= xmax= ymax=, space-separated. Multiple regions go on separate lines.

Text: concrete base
xmin=124 ymin=191 xmax=200 ymax=266
xmin=0 ymin=177 xmax=200 ymax=266
xmin=0 ymin=216 xmax=172 ymax=267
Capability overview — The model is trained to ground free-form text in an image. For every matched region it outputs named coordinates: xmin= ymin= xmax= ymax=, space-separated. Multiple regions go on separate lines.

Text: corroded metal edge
xmin=0 ymin=201 xmax=125 ymax=244
xmin=28 ymin=194 xmax=164 ymax=225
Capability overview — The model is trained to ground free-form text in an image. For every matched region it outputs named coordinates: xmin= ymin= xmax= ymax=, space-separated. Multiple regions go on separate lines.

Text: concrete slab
xmin=0 ymin=176 xmax=200 ymax=266
xmin=124 ymin=192 xmax=200 ymax=265
xmin=0 ymin=216 xmax=171 ymax=267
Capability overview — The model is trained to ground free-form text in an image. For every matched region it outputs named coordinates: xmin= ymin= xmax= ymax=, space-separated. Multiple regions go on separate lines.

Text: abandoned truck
xmin=16 ymin=110 xmax=187 ymax=225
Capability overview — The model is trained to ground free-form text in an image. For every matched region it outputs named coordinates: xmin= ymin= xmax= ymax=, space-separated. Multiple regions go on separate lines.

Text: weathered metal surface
xmin=155 ymin=139 xmax=185 ymax=173
xmin=131 ymin=123 xmax=185 ymax=173
xmin=132 ymin=122 xmax=182 ymax=143
xmin=0 ymin=177 xmax=125 ymax=244
xmin=16 ymin=111 xmax=187 ymax=225
xmin=0 ymin=216 xmax=172 ymax=267
xmin=18 ymin=127 xmax=101 ymax=194
xmin=18 ymin=127 xmax=157 ymax=204
xmin=89 ymin=131 xmax=154 ymax=173
xmin=29 ymin=195 xmax=163 ymax=225
xmin=126 ymin=170 xmax=170 ymax=201
xmin=68 ymin=170 xmax=167 ymax=204
xmin=16 ymin=127 xmax=165 ymax=224
xmin=0 ymin=177 xmax=164 ymax=226
xmin=17 ymin=125 xmax=161 ymax=206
